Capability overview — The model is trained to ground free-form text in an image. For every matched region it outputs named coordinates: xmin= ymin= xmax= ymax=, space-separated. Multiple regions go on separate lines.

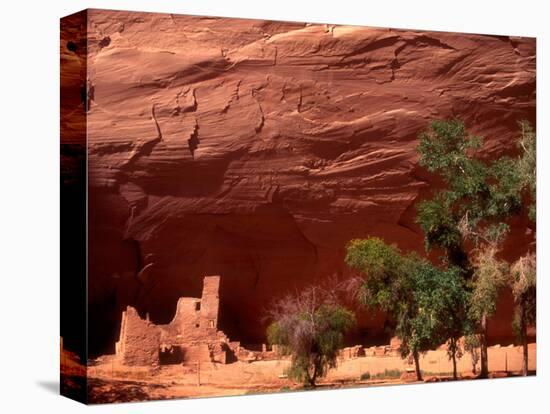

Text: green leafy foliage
xmin=403 ymin=260 xmax=470 ymax=363
xmin=267 ymin=287 xmax=355 ymax=387
xmin=510 ymin=253 xmax=536 ymax=338
xmin=417 ymin=119 xmax=536 ymax=378
xmin=417 ymin=119 xmax=482 ymax=180
xmin=486 ymin=157 xmax=523 ymax=218
xmin=346 ymin=237 xmax=470 ymax=379
xmin=360 ymin=372 xmax=371 ymax=380
xmin=464 ymin=334 xmax=481 ymax=374
xmin=345 ymin=238 xmax=409 ymax=312
xmin=516 ymin=121 xmax=536 ymax=221
xmin=417 ymin=119 xmax=490 ymax=236
xmin=416 ymin=194 xmax=462 ymax=254
xmin=413 ymin=262 xmax=471 ymax=367
xmin=416 ymin=119 xmax=534 ymax=267
xmin=359 ymin=369 xmax=403 ymax=381
xmin=371 ymin=369 xmax=402 ymax=379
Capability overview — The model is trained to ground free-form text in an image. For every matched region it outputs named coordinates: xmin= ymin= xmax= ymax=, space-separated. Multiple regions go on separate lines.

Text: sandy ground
xmin=81 ymin=343 xmax=536 ymax=403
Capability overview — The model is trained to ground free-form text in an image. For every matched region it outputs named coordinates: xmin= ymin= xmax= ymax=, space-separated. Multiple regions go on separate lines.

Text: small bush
xmin=267 ymin=286 xmax=355 ymax=387
xmin=360 ymin=372 xmax=371 ymax=380
xmin=372 ymin=369 xmax=402 ymax=379
xmin=421 ymin=371 xmax=454 ymax=377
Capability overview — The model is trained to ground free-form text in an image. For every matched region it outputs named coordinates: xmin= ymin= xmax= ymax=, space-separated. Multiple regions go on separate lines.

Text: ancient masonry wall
xmin=200 ymin=275 xmax=220 ymax=332
xmin=116 ymin=307 xmax=160 ymax=366
xmin=113 ymin=276 xmax=408 ymax=368
xmin=115 ymin=275 xmax=229 ymax=367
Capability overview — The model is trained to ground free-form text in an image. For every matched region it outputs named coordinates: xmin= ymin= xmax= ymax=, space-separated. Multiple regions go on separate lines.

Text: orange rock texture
xmin=64 ymin=9 xmax=535 ymax=356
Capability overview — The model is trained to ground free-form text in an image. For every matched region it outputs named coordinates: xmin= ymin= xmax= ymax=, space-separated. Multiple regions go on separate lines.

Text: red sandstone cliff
xmin=64 ymin=10 xmax=535 ymax=355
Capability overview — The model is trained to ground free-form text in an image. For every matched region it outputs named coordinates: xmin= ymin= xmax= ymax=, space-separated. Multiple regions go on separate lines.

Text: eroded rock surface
xmin=64 ymin=10 xmax=535 ymax=355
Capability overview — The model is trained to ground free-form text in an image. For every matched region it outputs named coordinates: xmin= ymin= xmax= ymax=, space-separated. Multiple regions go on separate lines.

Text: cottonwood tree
xmin=468 ymin=244 xmax=508 ymax=378
xmin=266 ymin=286 xmax=355 ymax=387
xmin=346 ymin=237 xmax=469 ymax=381
xmin=510 ymin=253 xmax=536 ymax=376
xmin=464 ymin=334 xmax=481 ymax=375
xmin=515 ymin=121 xmax=536 ymax=222
xmin=416 ymin=119 xmax=523 ymax=271
xmin=507 ymin=122 xmax=536 ymax=376
xmin=409 ymin=259 xmax=470 ymax=380
xmin=467 ymin=122 xmax=536 ymax=377
xmin=434 ymin=268 xmax=471 ymax=380
xmin=415 ymin=119 xmax=534 ymax=378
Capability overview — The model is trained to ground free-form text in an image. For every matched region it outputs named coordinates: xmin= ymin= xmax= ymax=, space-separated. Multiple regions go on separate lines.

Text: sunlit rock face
xmin=71 ymin=9 xmax=535 ymax=356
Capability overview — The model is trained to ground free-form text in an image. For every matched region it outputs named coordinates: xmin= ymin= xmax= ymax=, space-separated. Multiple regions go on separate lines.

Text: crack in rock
xmin=255 ymin=102 xmax=265 ymax=133
xmin=122 ymin=105 xmax=163 ymax=170
xmin=222 ymin=80 xmax=241 ymax=114
xmin=187 ymin=119 xmax=200 ymax=158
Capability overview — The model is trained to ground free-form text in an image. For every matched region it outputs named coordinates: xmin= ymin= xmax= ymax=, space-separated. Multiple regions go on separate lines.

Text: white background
xmin=0 ymin=0 xmax=547 ymax=412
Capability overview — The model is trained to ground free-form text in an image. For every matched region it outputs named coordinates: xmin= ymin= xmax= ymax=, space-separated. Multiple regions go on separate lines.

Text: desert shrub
xmin=360 ymin=372 xmax=371 ymax=381
xmin=267 ymin=286 xmax=355 ymax=387
xmin=371 ymin=369 xmax=402 ymax=379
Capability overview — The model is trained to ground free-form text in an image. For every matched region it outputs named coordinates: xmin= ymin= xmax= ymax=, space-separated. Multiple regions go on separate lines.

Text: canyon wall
xmin=66 ymin=9 xmax=535 ymax=356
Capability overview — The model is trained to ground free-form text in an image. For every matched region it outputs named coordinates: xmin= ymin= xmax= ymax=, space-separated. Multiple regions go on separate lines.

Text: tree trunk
xmin=450 ymin=338 xmax=458 ymax=380
xmin=521 ymin=304 xmax=529 ymax=376
xmin=452 ymin=353 xmax=458 ymax=380
xmin=307 ymin=365 xmax=316 ymax=387
xmin=413 ymin=350 xmax=423 ymax=381
xmin=480 ymin=313 xmax=489 ymax=379
xmin=310 ymin=368 xmax=317 ymax=387
xmin=308 ymin=355 xmax=320 ymax=387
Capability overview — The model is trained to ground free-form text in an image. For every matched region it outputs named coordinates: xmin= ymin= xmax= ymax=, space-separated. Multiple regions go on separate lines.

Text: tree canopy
xmin=346 ymin=237 xmax=470 ymax=380
xmin=510 ymin=252 xmax=536 ymax=376
xmin=415 ymin=119 xmax=529 ymax=268
xmin=416 ymin=118 xmax=536 ymax=378
xmin=266 ymin=286 xmax=355 ymax=387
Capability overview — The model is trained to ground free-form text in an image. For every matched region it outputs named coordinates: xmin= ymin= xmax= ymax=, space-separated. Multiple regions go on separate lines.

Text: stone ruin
xmin=116 ymin=275 xmax=240 ymax=367
xmin=337 ymin=337 xmax=403 ymax=361
xmin=116 ymin=274 xmax=406 ymax=368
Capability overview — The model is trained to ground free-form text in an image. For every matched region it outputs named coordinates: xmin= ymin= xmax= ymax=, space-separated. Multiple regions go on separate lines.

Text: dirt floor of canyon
xmin=83 ymin=343 xmax=536 ymax=403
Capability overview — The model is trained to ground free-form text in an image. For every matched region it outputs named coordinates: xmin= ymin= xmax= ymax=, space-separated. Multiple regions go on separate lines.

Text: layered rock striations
xmin=64 ymin=10 xmax=535 ymax=356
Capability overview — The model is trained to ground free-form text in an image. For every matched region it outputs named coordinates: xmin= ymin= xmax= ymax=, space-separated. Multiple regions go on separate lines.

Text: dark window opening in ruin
xmin=209 ymin=320 xmax=214 ymax=328
xmin=159 ymin=346 xmax=184 ymax=365
xmin=195 ymin=301 xmax=201 ymax=311
xmin=195 ymin=323 xmax=200 ymax=328
xmin=221 ymin=342 xmax=238 ymax=364
xmin=243 ymin=343 xmax=264 ymax=352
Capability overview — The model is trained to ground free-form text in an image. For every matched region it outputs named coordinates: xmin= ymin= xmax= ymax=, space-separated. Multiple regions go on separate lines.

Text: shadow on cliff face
xmin=87 ymin=195 xmax=332 ymax=357
xmin=86 ymin=182 xmax=534 ymax=358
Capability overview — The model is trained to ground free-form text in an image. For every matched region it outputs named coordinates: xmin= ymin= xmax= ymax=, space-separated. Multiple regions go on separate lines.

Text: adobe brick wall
xmin=164 ymin=275 xmax=222 ymax=343
xmin=116 ymin=275 xmax=230 ymax=367
xmin=200 ymin=275 xmax=220 ymax=332
xmin=116 ymin=307 xmax=161 ymax=366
